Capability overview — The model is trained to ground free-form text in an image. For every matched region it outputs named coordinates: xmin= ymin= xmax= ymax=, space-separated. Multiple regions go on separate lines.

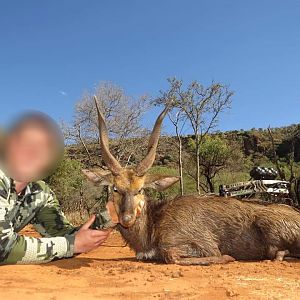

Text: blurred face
xmin=4 ymin=121 xmax=62 ymax=182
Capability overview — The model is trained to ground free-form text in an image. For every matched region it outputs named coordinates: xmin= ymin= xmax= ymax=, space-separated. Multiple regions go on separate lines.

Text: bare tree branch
xmin=157 ymin=77 xmax=233 ymax=194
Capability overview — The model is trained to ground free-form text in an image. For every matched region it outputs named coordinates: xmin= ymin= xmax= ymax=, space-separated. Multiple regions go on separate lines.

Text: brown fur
xmin=88 ymin=102 xmax=300 ymax=265
xmin=117 ymin=195 xmax=300 ymax=265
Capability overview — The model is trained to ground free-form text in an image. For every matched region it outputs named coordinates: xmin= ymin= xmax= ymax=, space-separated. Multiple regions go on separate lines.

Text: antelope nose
xmin=122 ymin=214 xmax=133 ymax=224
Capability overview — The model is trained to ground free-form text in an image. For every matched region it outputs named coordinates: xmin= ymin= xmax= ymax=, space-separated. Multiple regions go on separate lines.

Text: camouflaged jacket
xmin=0 ymin=166 xmax=114 ymax=265
xmin=0 ymin=169 xmax=115 ymax=264
xmin=0 ymin=167 xmax=79 ymax=264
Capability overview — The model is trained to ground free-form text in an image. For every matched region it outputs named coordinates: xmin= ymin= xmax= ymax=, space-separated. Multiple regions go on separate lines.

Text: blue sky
xmin=0 ymin=0 xmax=299 ymax=133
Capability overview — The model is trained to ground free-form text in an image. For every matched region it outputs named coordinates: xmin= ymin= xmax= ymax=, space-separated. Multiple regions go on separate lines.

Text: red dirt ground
xmin=1 ymin=226 xmax=300 ymax=300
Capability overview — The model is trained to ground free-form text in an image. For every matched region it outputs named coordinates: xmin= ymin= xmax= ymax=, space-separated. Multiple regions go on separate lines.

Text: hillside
xmin=67 ymin=123 xmax=300 ymax=168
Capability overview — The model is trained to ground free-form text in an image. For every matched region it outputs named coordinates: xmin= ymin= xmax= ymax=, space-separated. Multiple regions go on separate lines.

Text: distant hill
xmin=219 ymin=124 xmax=300 ymax=162
xmin=67 ymin=123 xmax=300 ymax=168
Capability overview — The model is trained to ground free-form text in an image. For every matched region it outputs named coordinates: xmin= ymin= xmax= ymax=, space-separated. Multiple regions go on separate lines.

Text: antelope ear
xmin=82 ymin=169 xmax=113 ymax=186
xmin=144 ymin=174 xmax=180 ymax=191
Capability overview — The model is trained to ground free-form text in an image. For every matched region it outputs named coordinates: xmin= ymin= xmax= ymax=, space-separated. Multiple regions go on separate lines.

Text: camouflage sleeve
xmin=32 ymin=185 xmax=78 ymax=238
xmin=0 ymin=186 xmax=74 ymax=265
xmin=33 ymin=183 xmax=115 ymax=238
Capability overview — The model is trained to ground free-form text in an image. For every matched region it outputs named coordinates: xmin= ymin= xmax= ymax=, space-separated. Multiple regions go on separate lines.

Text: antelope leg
xmin=275 ymin=250 xmax=290 ymax=261
xmin=172 ymin=255 xmax=235 ymax=266
xmin=164 ymin=248 xmax=235 ymax=266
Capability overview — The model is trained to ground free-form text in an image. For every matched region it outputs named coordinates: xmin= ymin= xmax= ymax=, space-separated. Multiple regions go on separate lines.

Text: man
xmin=0 ymin=111 xmax=115 ymax=264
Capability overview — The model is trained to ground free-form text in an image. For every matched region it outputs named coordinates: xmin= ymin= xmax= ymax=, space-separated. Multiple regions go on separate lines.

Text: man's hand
xmin=74 ymin=215 xmax=111 ymax=254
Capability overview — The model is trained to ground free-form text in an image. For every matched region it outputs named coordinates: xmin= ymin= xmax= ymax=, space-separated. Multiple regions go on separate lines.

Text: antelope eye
xmin=138 ymin=188 xmax=144 ymax=194
xmin=113 ymin=186 xmax=118 ymax=192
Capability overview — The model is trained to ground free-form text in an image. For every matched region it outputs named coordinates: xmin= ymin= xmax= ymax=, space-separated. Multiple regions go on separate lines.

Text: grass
xmin=149 ymin=165 xmax=197 ymax=196
xmin=149 ymin=165 xmax=251 ymax=196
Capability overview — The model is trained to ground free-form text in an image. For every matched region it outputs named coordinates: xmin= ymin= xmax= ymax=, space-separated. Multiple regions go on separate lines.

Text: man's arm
xmin=32 ymin=186 xmax=78 ymax=237
xmin=0 ymin=180 xmax=115 ymax=264
xmin=32 ymin=185 xmax=116 ymax=255
xmin=32 ymin=185 xmax=115 ymax=234
xmin=0 ymin=192 xmax=74 ymax=265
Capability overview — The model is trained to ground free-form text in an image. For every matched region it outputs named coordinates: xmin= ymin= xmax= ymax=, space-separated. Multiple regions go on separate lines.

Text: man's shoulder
xmin=0 ymin=168 xmax=5 ymax=178
xmin=32 ymin=180 xmax=53 ymax=195
xmin=0 ymin=168 xmax=11 ymax=191
xmin=29 ymin=180 xmax=58 ymax=208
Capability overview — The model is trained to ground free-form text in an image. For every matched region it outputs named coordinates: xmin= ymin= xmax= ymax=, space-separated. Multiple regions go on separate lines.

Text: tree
xmin=47 ymin=155 xmax=84 ymax=210
xmin=65 ymin=81 xmax=149 ymax=166
xmin=188 ymin=135 xmax=243 ymax=193
xmin=158 ymin=78 xmax=233 ymax=194
xmin=167 ymin=109 xmax=187 ymax=195
xmin=47 ymin=156 xmax=108 ymax=220
xmin=154 ymin=86 xmax=188 ymax=195
xmin=267 ymin=126 xmax=286 ymax=180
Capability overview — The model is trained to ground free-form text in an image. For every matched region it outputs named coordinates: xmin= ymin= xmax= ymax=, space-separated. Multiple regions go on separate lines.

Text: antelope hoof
xmin=275 ymin=250 xmax=290 ymax=261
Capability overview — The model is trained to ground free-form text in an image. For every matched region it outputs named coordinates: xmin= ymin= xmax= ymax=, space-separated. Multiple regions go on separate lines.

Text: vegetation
xmin=155 ymin=78 xmax=233 ymax=194
xmin=46 ymin=155 xmax=107 ymax=221
xmin=46 ymin=80 xmax=300 ymax=220
xmin=187 ymin=135 xmax=244 ymax=193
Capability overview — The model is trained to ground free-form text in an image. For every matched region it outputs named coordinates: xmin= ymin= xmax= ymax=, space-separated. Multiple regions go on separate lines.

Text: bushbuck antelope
xmin=83 ymin=98 xmax=300 ymax=265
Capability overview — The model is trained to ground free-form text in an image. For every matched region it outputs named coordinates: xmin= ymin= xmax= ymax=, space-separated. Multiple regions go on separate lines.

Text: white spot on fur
xmin=136 ymin=249 xmax=157 ymax=260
